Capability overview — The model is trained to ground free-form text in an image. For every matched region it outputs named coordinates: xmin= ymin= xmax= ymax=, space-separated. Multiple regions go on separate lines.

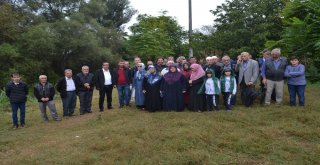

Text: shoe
xmin=80 ymin=112 xmax=85 ymax=115
xmin=108 ymin=107 xmax=113 ymax=110
xmin=54 ymin=118 xmax=61 ymax=121
xmin=119 ymin=105 xmax=124 ymax=108
xmin=21 ymin=124 xmax=26 ymax=128
xmin=13 ymin=125 xmax=19 ymax=129
xmin=87 ymin=111 xmax=92 ymax=113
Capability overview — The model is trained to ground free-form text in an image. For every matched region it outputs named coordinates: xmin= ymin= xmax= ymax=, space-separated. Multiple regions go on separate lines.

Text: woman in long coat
xmin=161 ymin=65 xmax=186 ymax=112
xmin=133 ymin=63 xmax=147 ymax=110
xmin=188 ymin=63 xmax=206 ymax=112
xmin=143 ymin=65 xmax=162 ymax=112
xmin=179 ymin=62 xmax=192 ymax=107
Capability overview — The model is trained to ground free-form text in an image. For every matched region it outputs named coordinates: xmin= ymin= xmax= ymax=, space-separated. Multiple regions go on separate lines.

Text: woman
xmin=188 ymin=63 xmax=206 ymax=112
xmin=179 ymin=62 xmax=192 ymax=107
xmin=133 ymin=63 xmax=147 ymax=110
xmin=161 ymin=65 xmax=186 ymax=112
xmin=143 ymin=65 xmax=162 ymax=112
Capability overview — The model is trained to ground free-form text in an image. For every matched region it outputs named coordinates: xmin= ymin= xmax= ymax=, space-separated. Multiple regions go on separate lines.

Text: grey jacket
xmin=236 ymin=59 xmax=259 ymax=85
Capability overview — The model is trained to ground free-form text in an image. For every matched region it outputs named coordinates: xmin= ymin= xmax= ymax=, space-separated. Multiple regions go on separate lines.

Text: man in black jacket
xmin=5 ymin=72 xmax=28 ymax=129
xmin=34 ymin=75 xmax=61 ymax=122
xmin=95 ymin=62 xmax=115 ymax=111
xmin=76 ymin=66 xmax=95 ymax=115
xmin=57 ymin=69 xmax=78 ymax=117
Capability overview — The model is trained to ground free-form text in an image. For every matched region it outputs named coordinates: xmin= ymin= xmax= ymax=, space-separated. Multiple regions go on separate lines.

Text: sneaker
xmin=13 ymin=125 xmax=19 ymax=129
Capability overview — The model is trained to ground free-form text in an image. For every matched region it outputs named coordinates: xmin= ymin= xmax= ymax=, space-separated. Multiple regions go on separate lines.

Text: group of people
xmin=5 ymin=48 xmax=306 ymax=129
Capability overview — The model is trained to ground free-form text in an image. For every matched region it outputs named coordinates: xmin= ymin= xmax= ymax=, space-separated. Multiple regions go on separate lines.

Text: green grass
xmin=0 ymin=86 xmax=320 ymax=164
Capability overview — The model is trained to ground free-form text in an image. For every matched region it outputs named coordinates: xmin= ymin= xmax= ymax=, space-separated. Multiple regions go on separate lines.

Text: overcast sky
xmin=125 ymin=0 xmax=226 ymax=33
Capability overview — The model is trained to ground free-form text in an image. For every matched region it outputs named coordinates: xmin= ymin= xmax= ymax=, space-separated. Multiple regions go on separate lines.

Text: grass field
xmin=0 ymin=85 xmax=320 ymax=164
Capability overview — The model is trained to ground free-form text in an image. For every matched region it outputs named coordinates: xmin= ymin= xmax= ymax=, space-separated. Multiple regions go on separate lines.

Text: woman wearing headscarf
xmin=143 ymin=65 xmax=162 ymax=112
xmin=188 ymin=63 xmax=206 ymax=112
xmin=179 ymin=62 xmax=192 ymax=107
xmin=133 ymin=63 xmax=147 ymax=110
xmin=160 ymin=65 xmax=186 ymax=112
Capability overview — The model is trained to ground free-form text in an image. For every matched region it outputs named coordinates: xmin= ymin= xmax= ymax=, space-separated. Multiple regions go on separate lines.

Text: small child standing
xmin=5 ymin=72 xmax=29 ymax=129
xmin=284 ymin=56 xmax=306 ymax=106
xmin=198 ymin=69 xmax=221 ymax=111
xmin=220 ymin=67 xmax=237 ymax=111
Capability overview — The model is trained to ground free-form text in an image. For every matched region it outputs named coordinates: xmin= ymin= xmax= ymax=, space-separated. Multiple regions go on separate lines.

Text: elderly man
xmin=57 ymin=69 xmax=78 ymax=117
xmin=203 ymin=56 xmax=222 ymax=78
xmin=34 ymin=75 xmax=61 ymax=122
xmin=76 ymin=66 xmax=95 ymax=115
xmin=95 ymin=62 xmax=115 ymax=111
xmin=236 ymin=52 xmax=259 ymax=107
xmin=261 ymin=48 xmax=288 ymax=105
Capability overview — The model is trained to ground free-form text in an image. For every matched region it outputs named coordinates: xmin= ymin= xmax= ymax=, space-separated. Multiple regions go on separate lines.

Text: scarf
xmin=190 ymin=63 xmax=205 ymax=81
xmin=163 ymin=65 xmax=181 ymax=84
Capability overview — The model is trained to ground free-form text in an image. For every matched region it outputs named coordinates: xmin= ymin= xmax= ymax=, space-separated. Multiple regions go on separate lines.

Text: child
xmin=284 ymin=56 xmax=306 ymax=106
xmin=220 ymin=67 xmax=237 ymax=111
xmin=198 ymin=69 xmax=221 ymax=111
xmin=5 ymin=72 xmax=29 ymax=129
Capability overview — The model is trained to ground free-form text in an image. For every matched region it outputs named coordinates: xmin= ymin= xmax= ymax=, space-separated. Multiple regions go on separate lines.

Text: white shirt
xmin=205 ymin=79 xmax=220 ymax=95
xmin=222 ymin=76 xmax=237 ymax=95
xmin=103 ymin=69 xmax=112 ymax=85
xmin=65 ymin=77 xmax=76 ymax=91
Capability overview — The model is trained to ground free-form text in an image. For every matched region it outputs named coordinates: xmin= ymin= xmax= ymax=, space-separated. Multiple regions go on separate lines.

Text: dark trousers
xmin=288 ymin=84 xmax=306 ymax=106
xmin=99 ymin=85 xmax=113 ymax=110
xmin=222 ymin=92 xmax=233 ymax=110
xmin=11 ymin=102 xmax=26 ymax=126
xmin=206 ymin=94 xmax=220 ymax=111
xmin=62 ymin=91 xmax=76 ymax=116
xmin=240 ymin=80 xmax=258 ymax=107
xmin=79 ymin=90 xmax=93 ymax=113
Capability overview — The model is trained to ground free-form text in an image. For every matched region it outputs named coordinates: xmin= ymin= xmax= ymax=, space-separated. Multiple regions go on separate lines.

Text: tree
xmin=127 ymin=13 xmax=186 ymax=61
xmin=266 ymin=0 xmax=320 ymax=82
xmin=210 ymin=0 xmax=286 ymax=58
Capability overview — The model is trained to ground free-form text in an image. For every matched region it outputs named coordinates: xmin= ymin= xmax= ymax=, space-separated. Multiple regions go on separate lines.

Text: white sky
xmin=125 ymin=0 xmax=226 ymax=33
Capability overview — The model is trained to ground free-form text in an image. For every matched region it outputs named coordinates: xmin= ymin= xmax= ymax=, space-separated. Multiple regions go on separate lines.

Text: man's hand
xmin=262 ymin=78 xmax=267 ymax=85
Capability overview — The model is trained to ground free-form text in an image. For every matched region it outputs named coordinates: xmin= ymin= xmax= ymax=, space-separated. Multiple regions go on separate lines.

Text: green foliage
xmin=267 ymin=0 xmax=320 ymax=82
xmin=306 ymin=64 xmax=320 ymax=84
xmin=127 ymin=14 xmax=187 ymax=61
xmin=210 ymin=0 xmax=286 ymax=57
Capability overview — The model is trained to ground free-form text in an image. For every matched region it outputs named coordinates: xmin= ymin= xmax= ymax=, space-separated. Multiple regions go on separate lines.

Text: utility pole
xmin=188 ymin=0 xmax=193 ymax=58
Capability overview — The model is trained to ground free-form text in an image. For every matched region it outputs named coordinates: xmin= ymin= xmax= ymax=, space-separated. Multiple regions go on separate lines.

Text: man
xmin=261 ymin=48 xmax=288 ymax=105
xmin=76 ymin=66 xmax=95 ymax=115
xmin=124 ymin=60 xmax=133 ymax=104
xmin=5 ymin=72 xmax=28 ymax=129
xmin=155 ymin=57 xmax=166 ymax=72
xmin=203 ymin=56 xmax=222 ymax=78
xmin=113 ymin=60 xmax=132 ymax=108
xmin=212 ymin=56 xmax=224 ymax=67
xmin=160 ymin=60 xmax=180 ymax=75
xmin=57 ymin=69 xmax=78 ymax=117
xmin=236 ymin=52 xmax=259 ymax=107
xmin=95 ymin=62 xmax=115 ymax=111
xmin=34 ymin=75 xmax=61 ymax=122
xmin=189 ymin=56 xmax=197 ymax=64
xmin=258 ymin=50 xmax=275 ymax=104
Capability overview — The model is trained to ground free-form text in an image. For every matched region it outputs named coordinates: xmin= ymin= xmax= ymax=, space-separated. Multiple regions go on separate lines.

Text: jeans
xmin=11 ymin=102 xmax=26 ymax=126
xmin=79 ymin=90 xmax=93 ymax=113
xmin=288 ymin=84 xmax=306 ymax=106
xmin=62 ymin=91 xmax=76 ymax=116
xmin=117 ymin=84 xmax=130 ymax=106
